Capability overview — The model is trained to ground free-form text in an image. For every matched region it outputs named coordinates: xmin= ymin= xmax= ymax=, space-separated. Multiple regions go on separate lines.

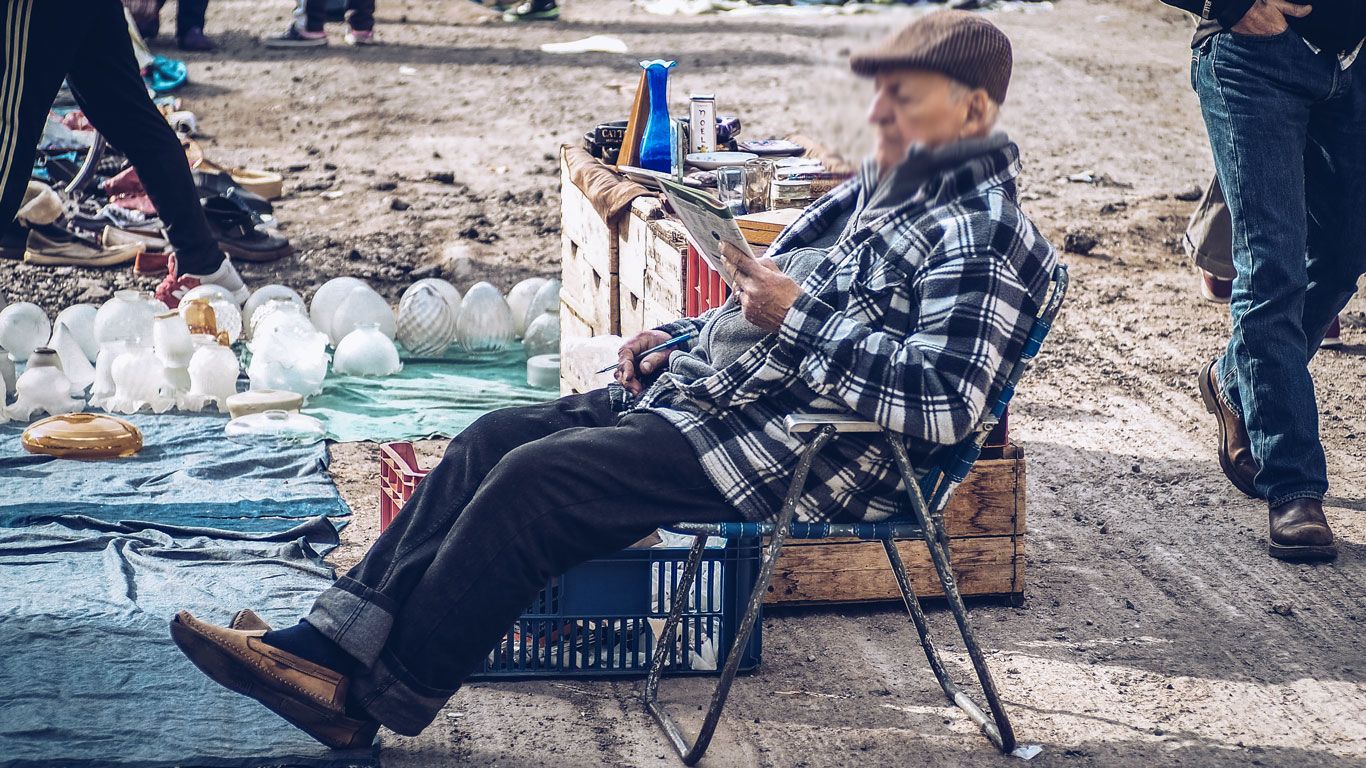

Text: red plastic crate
xmin=685 ymin=243 xmax=731 ymax=316
xmin=379 ymin=441 xmax=426 ymax=530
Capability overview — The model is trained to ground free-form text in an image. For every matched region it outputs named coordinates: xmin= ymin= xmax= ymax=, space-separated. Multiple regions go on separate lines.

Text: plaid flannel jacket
xmin=625 ymin=141 xmax=1058 ymax=522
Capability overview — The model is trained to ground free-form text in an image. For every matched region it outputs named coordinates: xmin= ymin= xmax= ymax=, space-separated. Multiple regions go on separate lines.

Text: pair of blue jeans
xmin=1194 ymin=28 xmax=1366 ymax=506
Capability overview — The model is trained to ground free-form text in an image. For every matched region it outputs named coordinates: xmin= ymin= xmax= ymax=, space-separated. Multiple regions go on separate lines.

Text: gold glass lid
xmin=22 ymin=413 xmax=144 ymax=458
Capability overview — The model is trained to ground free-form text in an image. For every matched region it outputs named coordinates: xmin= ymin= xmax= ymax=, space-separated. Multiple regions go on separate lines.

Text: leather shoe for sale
xmin=1198 ymin=359 xmax=1261 ymax=498
xmin=202 ymin=194 xmax=292 ymax=263
xmin=170 ymin=610 xmax=378 ymax=750
xmin=1268 ymin=498 xmax=1337 ymax=562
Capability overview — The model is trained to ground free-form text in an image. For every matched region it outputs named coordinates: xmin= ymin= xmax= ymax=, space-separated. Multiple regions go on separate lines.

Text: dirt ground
xmin=13 ymin=0 xmax=1366 ymax=764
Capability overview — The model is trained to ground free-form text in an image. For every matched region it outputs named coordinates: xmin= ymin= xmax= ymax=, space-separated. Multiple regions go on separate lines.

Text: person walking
xmin=1183 ymin=175 xmax=1343 ymax=347
xmin=263 ymin=0 xmax=377 ymax=47
xmin=1164 ymin=0 xmax=1365 ymax=561
xmin=129 ymin=0 xmax=217 ymax=52
xmin=0 ymin=0 xmax=249 ymax=306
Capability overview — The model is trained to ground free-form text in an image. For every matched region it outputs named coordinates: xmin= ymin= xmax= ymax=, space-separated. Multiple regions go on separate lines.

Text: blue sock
xmin=261 ymin=619 xmax=359 ymax=675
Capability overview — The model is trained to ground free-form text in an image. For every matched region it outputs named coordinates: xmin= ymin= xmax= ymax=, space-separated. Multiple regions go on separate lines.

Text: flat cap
xmin=849 ymin=10 xmax=1013 ymax=104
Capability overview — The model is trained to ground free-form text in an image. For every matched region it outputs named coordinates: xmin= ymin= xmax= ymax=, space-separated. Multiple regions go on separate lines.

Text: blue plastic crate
xmin=379 ymin=442 xmax=762 ymax=680
xmin=471 ymin=538 xmax=763 ymax=679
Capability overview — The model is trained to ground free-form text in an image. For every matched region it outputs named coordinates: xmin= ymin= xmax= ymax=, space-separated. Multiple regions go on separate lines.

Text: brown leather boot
xmin=1268 ymin=498 xmax=1337 ymax=562
xmin=1198 ymin=359 xmax=1262 ymax=498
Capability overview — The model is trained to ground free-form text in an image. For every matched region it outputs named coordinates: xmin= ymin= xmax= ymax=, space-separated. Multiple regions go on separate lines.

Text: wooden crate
xmin=765 ymin=450 xmax=1027 ymax=604
xmin=618 ymin=196 xmax=688 ymax=339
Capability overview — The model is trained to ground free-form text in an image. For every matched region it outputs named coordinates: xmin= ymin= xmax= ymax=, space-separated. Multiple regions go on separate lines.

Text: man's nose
xmin=867 ymin=90 xmax=892 ymax=124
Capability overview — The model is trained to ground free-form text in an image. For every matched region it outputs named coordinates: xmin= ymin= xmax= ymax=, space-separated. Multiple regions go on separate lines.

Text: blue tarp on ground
xmin=0 ymin=412 xmax=348 ymax=532
xmin=0 ymin=516 xmax=376 ymax=768
xmin=303 ymin=347 xmax=554 ymax=443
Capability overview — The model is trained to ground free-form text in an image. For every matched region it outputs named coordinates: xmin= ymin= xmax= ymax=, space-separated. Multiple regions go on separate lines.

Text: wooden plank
xmin=560 ymin=235 xmax=615 ymax=334
xmin=765 ymin=535 xmax=1021 ymax=604
xmin=559 ymin=153 xmax=618 ymax=279
xmin=939 ymin=454 xmax=1024 ymax=537
xmin=619 ymin=198 xmax=689 ymax=338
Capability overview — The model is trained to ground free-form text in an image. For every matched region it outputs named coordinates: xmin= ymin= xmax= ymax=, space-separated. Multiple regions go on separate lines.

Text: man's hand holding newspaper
xmin=720 ymin=243 xmax=801 ymax=332
xmin=660 ymin=177 xmax=802 ymax=333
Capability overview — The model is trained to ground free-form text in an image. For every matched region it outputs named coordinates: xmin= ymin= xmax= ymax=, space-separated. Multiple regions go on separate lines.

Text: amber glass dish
xmin=21 ymin=413 xmax=144 ymax=459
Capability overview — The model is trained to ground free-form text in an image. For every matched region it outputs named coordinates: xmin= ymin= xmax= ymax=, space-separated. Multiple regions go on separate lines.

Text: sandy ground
xmin=13 ymin=0 xmax=1366 ymax=764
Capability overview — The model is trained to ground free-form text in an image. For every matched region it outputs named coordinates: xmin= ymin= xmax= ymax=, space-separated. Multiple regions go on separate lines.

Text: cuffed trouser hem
xmin=1268 ymin=489 xmax=1325 ymax=509
xmin=1187 ymin=234 xmax=1237 ymax=281
xmin=349 ymin=649 xmax=455 ymax=737
xmin=304 ymin=576 xmax=396 ymax=669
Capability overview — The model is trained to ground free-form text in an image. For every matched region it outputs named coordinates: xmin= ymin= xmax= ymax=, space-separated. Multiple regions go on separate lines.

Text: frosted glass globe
xmin=332 ymin=323 xmax=403 ymax=377
xmin=55 ymin=304 xmax=99 ymax=362
xmin=184 ymin=340 xmax=240 ymax=412
xmin=250 ymin=300 xmax=313 ymax=341
xmin=523 ymin=311 xmax=561 ymax=359
xmin=523 ymin=279 xmax=561 ymax=333
xmin=243 ymin=285 xmax=305 ymax=331
xmin=49 ymin=321 xmax=96 ymax=395
xmin=456 ymin=282 xmax=514 ymax=354
xmin=0 ymin=302 xmax=51 ymax=362
xmin=94 ymin=290 xmax=156 ymax=346
xmin=106 ymin=344 xmax=174 ymax=414
xmin=152 ymin=312 xmax=195 ymax=367
xmin=411 ymin=278 xmax=462 ymax=318
xmin=8 ymin=348 xmax=83 ymax=421
xmin=309 ymin=276 xmax=367 ymax=338
xmin=181 ymin=284 xmax=238 ymax=307
xmin=506 ymin=277 xmax=549 ymax=337
xmin=329 ymin=286 xmax=395 ymax=347
xmin=397 ymin=282 xmax=457 ymax=357
xmin=246 ymin=321 xmax=329 ymax=397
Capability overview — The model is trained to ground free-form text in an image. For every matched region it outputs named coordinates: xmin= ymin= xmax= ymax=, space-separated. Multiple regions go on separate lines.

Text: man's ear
xmin=962 ymin=89 xmax=992 ymax=136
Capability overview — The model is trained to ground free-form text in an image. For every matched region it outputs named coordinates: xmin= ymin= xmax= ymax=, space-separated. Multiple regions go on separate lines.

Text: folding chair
xmin=645 ymin=264 xmax=1069 ymax=765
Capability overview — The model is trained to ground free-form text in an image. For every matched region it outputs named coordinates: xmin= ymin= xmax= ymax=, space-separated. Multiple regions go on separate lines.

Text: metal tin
xmin=689 ymin=94 xmax=717 ymax=154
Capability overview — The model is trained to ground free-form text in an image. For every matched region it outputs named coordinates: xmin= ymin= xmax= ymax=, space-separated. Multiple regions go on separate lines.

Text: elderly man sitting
xmin=171 ymin=11 xmax=1059 ymax=749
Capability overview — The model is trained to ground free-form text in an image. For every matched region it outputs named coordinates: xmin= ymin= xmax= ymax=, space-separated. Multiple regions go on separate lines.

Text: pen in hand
xmin=597 ymin=332 xmax=695 ymax=374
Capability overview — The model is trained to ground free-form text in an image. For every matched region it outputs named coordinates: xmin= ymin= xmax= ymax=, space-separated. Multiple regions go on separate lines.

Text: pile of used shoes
xmin=8 ymin=101 xmax=293 ymax=275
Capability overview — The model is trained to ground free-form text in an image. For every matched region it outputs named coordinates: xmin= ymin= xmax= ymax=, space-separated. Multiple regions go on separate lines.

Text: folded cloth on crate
xmin=564 ymin=144 xmax=653 ymax=224
xmin=0 ymin=412 xmax=347 ymax=532
xmin=304 ymin=348 xmax=555 ymax=442
xmin=0 ymin=516 xmax=377 ymax=768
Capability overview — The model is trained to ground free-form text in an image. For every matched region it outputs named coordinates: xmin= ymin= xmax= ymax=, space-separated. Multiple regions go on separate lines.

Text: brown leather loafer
xmin=1268 ymin=498 xmax=1338 ymax=562
xmin=1198 ymin=359 xmax=1262 ymax=498
xmin=229 ymin=608 xmax=271 ymax=632
xmin=170 ymin=610 xmax=378 ymax=749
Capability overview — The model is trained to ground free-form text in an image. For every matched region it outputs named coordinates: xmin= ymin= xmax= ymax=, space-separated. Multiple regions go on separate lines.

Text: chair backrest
xmin=918 ymin=263 xmax=1069 ymax=506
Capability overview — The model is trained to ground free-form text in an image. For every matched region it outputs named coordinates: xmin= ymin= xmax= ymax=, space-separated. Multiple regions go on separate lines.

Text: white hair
xmin=948 ymin=81 xmax=1001 ymax=130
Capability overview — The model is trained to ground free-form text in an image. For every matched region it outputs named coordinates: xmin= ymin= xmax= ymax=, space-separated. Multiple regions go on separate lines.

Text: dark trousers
xmin=0 ymin=0 xmax=221 ymax=274
xmin=301 ymin=0 xmax=375 ymax=32
xmin=157 ymin=0 xmax=210 ymax=37
xmin=304 ymin=390 xmax=734 ymax=736
xmin=1193 ymin=30 xmax=1366 ymax=505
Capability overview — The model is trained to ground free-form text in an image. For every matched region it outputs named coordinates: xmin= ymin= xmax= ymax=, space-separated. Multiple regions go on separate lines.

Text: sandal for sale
xmin=185 ymin=140 xmax=285 ymax=200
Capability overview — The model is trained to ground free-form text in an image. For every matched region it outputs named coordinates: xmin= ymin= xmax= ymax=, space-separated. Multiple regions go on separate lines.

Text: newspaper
xmin=659 ymin=177 xmax=756 ymax=288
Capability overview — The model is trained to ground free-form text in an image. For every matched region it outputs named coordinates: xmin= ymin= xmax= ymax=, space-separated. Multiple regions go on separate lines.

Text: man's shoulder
xmin=895 ymin=186 xmax=1044 ymax=256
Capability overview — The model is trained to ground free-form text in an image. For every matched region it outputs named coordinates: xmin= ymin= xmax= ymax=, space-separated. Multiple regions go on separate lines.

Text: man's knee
xmin=441 ymin=404 xmax=547 ymax=462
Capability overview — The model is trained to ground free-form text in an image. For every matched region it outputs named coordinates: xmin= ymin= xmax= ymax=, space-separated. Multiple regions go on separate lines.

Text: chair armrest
xmin=784 ymin=413 xmax=883 ymax=435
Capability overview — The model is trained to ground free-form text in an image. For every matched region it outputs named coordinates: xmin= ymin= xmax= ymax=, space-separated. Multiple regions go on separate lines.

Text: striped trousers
xmin=0 ymin=0 xmax=220 ymax=273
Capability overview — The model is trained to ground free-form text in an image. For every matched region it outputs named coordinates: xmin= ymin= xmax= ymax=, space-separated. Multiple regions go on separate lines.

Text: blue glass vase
xmin=638 ymin=59 xmax=677 ymax=173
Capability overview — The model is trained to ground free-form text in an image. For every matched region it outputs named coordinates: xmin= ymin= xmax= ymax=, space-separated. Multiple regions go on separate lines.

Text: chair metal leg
xmin=886 ymin=439 xmax=1017 ymax=754
xmin=645 ymin=426 xmax=836 ymax=766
